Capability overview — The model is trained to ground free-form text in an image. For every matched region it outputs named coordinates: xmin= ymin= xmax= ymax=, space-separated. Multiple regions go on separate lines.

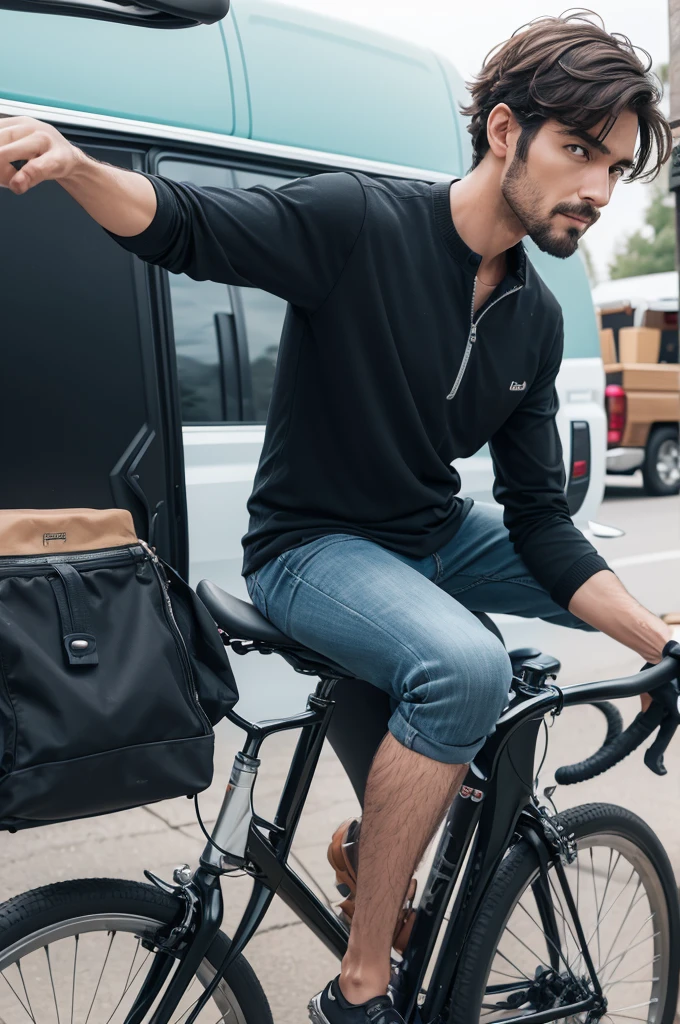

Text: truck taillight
xmin=605 ymin=384 xmax=626 ymax=446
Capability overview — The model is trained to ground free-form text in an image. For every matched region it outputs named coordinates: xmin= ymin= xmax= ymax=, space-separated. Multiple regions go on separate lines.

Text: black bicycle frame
xmin=121 ymin=665 xmax=620 ymax=1024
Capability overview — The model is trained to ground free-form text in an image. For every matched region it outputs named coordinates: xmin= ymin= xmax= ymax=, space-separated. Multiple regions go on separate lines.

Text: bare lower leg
xmin=339 ymin=732 xmax=467 ymax=1004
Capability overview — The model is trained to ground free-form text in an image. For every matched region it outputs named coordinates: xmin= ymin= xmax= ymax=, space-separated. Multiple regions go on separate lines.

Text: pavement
xmin=0 ymin=476 xmax=679 ymax=1023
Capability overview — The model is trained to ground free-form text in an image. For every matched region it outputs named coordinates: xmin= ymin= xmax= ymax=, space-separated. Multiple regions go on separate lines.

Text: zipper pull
xmin=139 ymin=538 xmax=159 ymax=563
xmin=470 ymin=323 xmax=477 ymax=343
xmin=139 ymin=537 xmax=169 ymax=586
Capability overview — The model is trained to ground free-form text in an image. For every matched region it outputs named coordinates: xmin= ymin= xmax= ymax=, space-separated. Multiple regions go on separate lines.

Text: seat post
xmin=200 ymin=678 xmax=341 ymax=871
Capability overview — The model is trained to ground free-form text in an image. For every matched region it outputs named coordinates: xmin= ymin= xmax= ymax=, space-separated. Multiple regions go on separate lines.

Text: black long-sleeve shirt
xmin=110 ymin=171 xmax=609 ymax=608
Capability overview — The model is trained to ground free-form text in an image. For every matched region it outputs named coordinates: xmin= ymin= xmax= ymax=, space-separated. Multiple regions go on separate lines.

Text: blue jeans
xmin=246 ymin=503 xmax=592 ymax=764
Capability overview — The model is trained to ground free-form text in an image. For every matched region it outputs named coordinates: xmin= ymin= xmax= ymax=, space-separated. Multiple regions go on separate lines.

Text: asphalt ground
xmin=0 ymin=475 xmax=678 ymax=1023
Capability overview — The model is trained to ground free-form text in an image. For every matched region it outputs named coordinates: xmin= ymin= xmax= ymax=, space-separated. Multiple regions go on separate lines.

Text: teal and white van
xmin=0 ymin=0 xmax=606 ymax=711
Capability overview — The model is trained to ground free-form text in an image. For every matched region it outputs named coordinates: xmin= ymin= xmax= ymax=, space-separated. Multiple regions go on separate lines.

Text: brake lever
xmin=644 ymin=717 xmax=678 ymax=776
xmin=642 ymin=644 xmax=680 ymax=775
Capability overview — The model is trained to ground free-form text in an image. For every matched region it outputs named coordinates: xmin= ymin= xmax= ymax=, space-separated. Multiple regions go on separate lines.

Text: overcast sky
xmin=270 ymin=0 xmax=672 ymax=282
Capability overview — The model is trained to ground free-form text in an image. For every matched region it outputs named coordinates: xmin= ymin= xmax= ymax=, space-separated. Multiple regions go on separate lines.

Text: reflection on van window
xmin=159 ymin=159 xmax=236 ymax=423
xmin=233 ymin=171 xmax=293 ymax=422
xmin=169 ymin=275 xmax=233 ymax=422
xmin=157 ymin=161 xmax=295 ymax=424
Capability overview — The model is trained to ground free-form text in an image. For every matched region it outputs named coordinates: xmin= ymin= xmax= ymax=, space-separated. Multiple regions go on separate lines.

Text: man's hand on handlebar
xmin=0 ymin=116 xmax=82 ymax=194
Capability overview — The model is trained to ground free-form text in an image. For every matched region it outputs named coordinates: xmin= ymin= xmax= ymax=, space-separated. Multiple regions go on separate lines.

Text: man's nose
xmin=578 ymin=168 xmax=611 ymax=210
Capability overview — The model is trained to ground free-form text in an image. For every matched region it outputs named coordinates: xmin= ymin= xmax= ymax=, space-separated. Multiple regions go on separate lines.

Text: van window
xmin=232 ymin=170 xmax=293 ymax=421
xmin=159 ymin=159 xmax=237 ymax=423
xmin=158 ymin=160 xmax=294 ymax=424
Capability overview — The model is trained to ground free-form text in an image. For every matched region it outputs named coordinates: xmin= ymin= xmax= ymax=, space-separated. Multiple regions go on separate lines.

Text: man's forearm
xmin=568 ymin=569 xmax=671 ymax=664
xmin=0 ymin=116 xmax=157 ymax=236
xmin=60 ymin=148 xmax=157 ymax=237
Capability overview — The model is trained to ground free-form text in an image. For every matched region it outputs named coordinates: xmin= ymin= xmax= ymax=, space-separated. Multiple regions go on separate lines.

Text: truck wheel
xmin=642 ymin=426 xmax=680 ymax=496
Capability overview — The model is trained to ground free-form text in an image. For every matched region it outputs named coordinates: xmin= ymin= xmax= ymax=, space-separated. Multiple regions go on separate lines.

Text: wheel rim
xmin=655 ymin=440 xmax=680 ymax=487
xmin=0 ymin=912 xmax=248 ymax=1024
xmin=475 ymin=832 xmax=671 ymax=1022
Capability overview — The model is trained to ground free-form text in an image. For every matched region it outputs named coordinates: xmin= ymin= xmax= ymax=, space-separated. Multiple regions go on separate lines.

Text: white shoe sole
xmin=308 ymin=993 xmax=331 ymax=1024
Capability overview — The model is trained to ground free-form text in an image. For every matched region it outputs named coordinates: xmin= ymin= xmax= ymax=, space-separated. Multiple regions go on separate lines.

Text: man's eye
xmin=567 ymin=144 xmax=588 ymax=158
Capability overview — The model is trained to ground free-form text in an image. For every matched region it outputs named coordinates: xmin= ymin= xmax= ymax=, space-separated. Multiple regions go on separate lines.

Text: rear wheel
xmin=0 ymin=878 xmax=273 ymax=1024
xmin=642 ymin=427 xmax=680 ymax=496
xmin=448 ymin=804 xmax=680 ymax=1023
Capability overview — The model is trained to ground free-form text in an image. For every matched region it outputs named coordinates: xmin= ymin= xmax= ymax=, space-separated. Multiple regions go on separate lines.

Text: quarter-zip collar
xmin=431 ymin=179 xmax=526 ymax=287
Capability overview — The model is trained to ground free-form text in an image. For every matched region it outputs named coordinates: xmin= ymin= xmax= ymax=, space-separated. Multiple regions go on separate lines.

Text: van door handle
xmin=214 ymin=311 xmax=256 ymax=422
xmin=214 ymin=312 xmax=241 ymax=421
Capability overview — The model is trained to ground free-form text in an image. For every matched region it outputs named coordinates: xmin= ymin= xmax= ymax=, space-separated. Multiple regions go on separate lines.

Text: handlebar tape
xmin=555 ymin=702 xmax=664 ymax=785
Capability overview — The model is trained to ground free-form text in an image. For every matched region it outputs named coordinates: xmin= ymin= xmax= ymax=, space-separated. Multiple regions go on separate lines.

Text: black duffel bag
xmin=0 ymin=508 xmax=238 ymax=832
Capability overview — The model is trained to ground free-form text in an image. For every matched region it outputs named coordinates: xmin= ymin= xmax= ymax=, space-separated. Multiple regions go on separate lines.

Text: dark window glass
xmin=233 ymin=171 xmax=293 ymax=422
xmin=0 ymin=144 xmax=179 ymax=561
xmin=159 ymin=159 xmax=236 ymax=423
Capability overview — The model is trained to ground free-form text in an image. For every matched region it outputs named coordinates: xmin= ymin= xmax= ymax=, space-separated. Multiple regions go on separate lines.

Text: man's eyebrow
xmin=556 ymin=127 xmax=635 ymax=168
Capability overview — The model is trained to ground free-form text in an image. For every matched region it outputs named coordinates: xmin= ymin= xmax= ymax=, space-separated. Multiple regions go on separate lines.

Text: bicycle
xmin=0 ymin=579 xmax=679 ymax=1024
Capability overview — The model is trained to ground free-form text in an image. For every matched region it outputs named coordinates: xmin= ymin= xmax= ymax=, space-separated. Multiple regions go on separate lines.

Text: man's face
xmin=500 ymin=110 xmax=639 ymax=258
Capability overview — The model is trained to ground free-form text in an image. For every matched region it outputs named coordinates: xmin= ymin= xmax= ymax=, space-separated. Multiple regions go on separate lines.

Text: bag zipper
xmin=139 ymin=540 xmax=212 ymax=735
xmin=0 ymin=546 xmax=142 ymax=573
xmin=446 ymin=279 xmax=523 ymax=400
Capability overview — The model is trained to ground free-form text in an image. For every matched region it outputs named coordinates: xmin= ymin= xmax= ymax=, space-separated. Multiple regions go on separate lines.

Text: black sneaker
xmin=308 ymin=976 xmax=405 ymax=1024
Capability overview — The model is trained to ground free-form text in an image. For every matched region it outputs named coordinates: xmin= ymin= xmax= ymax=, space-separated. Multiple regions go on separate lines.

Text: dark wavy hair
xmin=461 ymin=9 xmax=672 ymax=182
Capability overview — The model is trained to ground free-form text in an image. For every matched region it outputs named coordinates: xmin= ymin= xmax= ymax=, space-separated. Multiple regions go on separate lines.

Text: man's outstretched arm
xmin=0 ymin=115 xmax=367 ymax=308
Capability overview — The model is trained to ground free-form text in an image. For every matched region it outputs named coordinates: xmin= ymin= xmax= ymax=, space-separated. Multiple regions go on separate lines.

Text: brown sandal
xmin=327 ymin=818 xmax=416 ymax=954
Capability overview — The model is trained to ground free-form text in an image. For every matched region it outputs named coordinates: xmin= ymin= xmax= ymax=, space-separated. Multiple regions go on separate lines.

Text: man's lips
xmin=558 ymin=211 xmax=592 ymax=226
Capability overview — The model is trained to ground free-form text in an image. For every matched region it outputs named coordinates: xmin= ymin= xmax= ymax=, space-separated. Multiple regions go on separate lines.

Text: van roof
xmin=0 ymin=0 xmax=470 ymax=174
xmin=591 ymin=271 xmax=678 ymax=311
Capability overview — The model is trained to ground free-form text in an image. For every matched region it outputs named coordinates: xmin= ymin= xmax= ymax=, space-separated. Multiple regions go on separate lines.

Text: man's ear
xmin=486 ymin=104 xmax=520 ymax=162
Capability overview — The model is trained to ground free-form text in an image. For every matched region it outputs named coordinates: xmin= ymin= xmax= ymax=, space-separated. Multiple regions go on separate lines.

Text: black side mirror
xmin=0 ymin=0 xmax=229 ymax=28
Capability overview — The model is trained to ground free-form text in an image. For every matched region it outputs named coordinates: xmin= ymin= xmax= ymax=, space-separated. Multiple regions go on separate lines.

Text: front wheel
xmin=0 ymin=878 xmax=273 ymax=1024
xmin=448 ymin=804 xmax=680 ymax=1023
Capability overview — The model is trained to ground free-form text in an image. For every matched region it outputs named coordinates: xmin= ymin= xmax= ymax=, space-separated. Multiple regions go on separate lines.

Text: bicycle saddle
xmin=197 ymin=580 xmax=297 ymax=647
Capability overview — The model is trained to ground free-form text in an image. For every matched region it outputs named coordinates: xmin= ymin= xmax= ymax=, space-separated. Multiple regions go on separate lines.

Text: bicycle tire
xmin=0 ymin=877 xmax=273 ymax=1024
xmin=447 ymin=803 xmax=680 ymax=1024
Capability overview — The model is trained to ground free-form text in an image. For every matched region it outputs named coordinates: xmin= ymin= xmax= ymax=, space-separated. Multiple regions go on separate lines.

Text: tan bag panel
xmin=0 ymin=508 xmax=138 ymax=556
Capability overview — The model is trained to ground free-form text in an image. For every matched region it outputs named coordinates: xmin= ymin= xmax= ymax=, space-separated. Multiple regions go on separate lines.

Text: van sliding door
xmin=0 ymin=140 xmax=188 ymax=574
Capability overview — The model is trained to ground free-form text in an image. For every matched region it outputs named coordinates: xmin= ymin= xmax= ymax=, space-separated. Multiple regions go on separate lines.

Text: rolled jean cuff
xmin=388 ymin=708 xmax=488 ymax=765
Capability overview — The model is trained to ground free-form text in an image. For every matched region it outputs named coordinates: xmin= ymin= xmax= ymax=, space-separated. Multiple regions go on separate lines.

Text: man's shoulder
xmin=349 ymin=172 xmax=435 ymax=204
xmin=520 ymin=249 xmax=564 ymax=332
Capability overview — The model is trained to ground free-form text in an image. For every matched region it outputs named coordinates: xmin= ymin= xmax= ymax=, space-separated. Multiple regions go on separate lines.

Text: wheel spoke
xmin=590 ymin=847 xmax=602 ymax=969
xmin=515 ymin=898 xmax=580 ymax=987
xmin=84 ymin=932 xmax=116 ymax=1024
xmin=17 ymin=961 xmax=36 ymax=1024
xmin=600 ymin=929 xmax=660 ymax=982
xmin=71 ymin=936 xmax=78 ymax=1024
xmin=491 ymin=947 xmax=535 ymax=983
xmin=102 ymin=939 xmax=153 ymax=1024
xmin=598 ymin=876 xmax=643 ymax=976
xmin=45 ymin=946 xmax=61 ymax=1024
xmin=1 ymin=965 xmax=36 ymax=1023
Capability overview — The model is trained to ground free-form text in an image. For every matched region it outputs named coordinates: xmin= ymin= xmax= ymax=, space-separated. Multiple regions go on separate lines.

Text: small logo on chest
xmin=509 ymin=380 xmax=527 ymax=392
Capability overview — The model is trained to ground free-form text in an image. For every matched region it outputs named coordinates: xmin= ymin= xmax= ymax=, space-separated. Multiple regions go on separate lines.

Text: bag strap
xmin=48 ymin=563 xmax=99 ymax=667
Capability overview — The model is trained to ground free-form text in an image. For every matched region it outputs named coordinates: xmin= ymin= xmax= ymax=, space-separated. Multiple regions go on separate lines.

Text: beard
xmin=501 ymin=154 xmax=595 ymax=259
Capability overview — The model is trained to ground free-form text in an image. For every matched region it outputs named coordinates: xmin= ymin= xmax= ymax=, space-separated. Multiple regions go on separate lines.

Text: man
xmin=0 ymin=10 xmax=673 ymax=1024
